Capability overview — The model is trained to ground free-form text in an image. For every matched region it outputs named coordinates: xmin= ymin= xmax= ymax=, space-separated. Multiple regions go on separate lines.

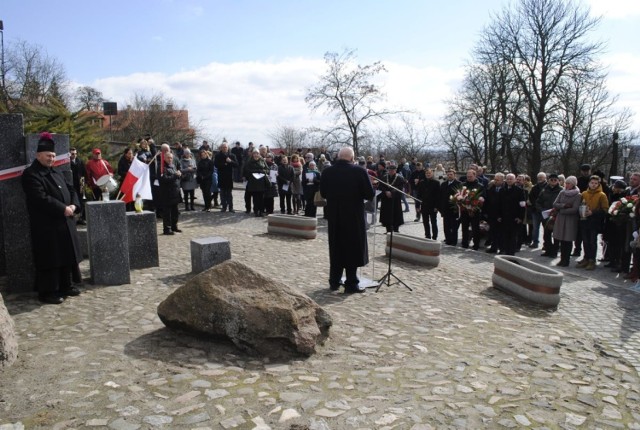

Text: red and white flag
xmin=120 ymin=158 xmax=152 ymax=203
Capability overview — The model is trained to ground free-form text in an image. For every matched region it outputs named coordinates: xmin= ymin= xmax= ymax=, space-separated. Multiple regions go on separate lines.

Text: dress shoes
xmin=555 ymin=260 xmax=570 ymax=267
xmin=571 ymin=249 xmax=581 ymax=257
xmin=163 ymin=231 xmax=175 ymax=235
xmin=39 ymin=295 xmax=64 ymax=305
xmin=329 ymin=283 xmax=341 ymax=291
xmin=344 ymin=285 xmax=366 ymax=294
xmin=59 ymin=287 xmax=81 ymax=297
xmin=486 ymin=248 xmax=497 ymax=254
xmin=172 ymin=228 xmax=183 ymax=233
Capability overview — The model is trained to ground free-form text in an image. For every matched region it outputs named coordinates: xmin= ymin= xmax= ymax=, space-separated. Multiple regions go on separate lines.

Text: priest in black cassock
xmin=22 ymin=132 xmax=83 ymax=304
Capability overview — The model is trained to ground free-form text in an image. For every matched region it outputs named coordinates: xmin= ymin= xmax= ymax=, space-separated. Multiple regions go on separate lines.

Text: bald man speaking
xmin=320 ymin=147 xmax=375 ymax=293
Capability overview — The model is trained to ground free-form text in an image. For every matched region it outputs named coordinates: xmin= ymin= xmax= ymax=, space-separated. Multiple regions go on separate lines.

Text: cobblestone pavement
xmin=1 ymin=188 xmax=640 ymax=429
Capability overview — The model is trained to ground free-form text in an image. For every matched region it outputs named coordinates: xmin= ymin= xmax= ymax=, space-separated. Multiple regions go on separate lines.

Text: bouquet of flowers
xmin=608 ymin=195 xmax=638 ymax=223
xmin=450 ymin=186 xmax=484 ymax=216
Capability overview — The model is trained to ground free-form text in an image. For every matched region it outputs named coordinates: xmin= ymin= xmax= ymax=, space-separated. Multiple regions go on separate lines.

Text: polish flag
xmin=120 ymin=158 xmax=153 ymax=203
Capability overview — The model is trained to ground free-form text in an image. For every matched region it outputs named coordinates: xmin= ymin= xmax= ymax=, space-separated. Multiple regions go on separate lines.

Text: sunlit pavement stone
xmin=1 ymin=187 xmax=639 ymax=428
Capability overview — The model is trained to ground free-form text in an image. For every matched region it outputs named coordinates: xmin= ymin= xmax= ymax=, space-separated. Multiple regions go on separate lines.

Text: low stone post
xmin=86 ymin=201 xmax=130 ymax=285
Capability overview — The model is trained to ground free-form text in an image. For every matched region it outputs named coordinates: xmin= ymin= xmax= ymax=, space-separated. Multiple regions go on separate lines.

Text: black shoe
xmin=414 ymin=218 xmax=420 ymax=222
xmin=163 ymin=231 xmax=174 ymax=235
xmin=528 ymin=242 xmax=538 ymax=248
xmin=281 ymin=210 xmax=286 ymax=214
xmin=572 ymin=249 xmax=581 ymax=256
xmin=228 ymin=209 xmax=235 ymax=213
xmin=76 ymin=219 xmax=86 ymax=226
xmin=172 ymin=228 xmax=182 ymax=233
xmin=220 ymin=208 xmax=227 ymax=213
xmin=472 ymin=245 xmax=479 ymax=251
xmin=39 ymin=295 xmax=64 ymax=305
xmin=461 ymin=243 xmax=469 ymax=249
xmin=556 ymin=261 xmax=569 ymax=267
xmin=604 ymin=262 xmax=615 ymax=268
xmin=329 ymin=283 xmax=341 ymax=291
xmin=344 ymin=285 xmax=366 ymax=294
xmin=486 ymin=248 xmax=497 ymax=254
xmin=60 ymin=287 xmax=81 ymax=297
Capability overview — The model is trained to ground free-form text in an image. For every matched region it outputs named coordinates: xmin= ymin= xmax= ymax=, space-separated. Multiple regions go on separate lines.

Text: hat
xmin=565 ymin=176 xmax=578 ymax=186
xmin=36 ymin=132 xmax=55 ymax=153
xmin=92 ymin=148 xmax=101 ymax=155
xmin=548 ymin=173 xmax=559 ymax=179
xmin=580 ymin=164 xmax=591 ymax=171
xmin=388 ymin=163 xmax=398 ymax=170
xmin=613 ymin=180 xmax=627 ymax=189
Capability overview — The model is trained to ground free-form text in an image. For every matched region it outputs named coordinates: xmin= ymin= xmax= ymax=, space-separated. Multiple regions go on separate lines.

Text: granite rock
xmin=157 ymin=260 xmax=332 ymax=357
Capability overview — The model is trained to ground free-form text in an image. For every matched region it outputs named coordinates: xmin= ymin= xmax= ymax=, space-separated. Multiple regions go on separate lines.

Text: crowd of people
xmin=70 ymin=138 xmax=640 ymax=285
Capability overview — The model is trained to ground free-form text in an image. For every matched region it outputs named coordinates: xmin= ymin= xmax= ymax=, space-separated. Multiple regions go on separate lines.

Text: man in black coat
xmin=159 ymin=152 xmax=183 ymax=235
xmin=416 ymin=168 xmax=440 ymax=239
xmin=439 ymin=168 xmax=461 ymax=246
xmin=484 ymin=173 xmax=504 ymax=253
xmin=214 ymin=141 xmax=238 ymax=212
xmin=498 ymin=173 xmax=526 ymax=255
xmin=320 ymin=147 xmax=375 ymax=294
xmin=460 ymin=169 xmax=485 ymax=250
xmin=22 ymin=133 xmax=83 ymax=304
xmin=230 ymin=141 xmax=244 ymax=183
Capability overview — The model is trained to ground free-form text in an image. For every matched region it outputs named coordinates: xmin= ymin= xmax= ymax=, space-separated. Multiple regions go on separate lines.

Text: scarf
xmin=563 ymin=187 xmax=580 ymax=197
xmin=291 ymin=161 xmax=302 ymax=169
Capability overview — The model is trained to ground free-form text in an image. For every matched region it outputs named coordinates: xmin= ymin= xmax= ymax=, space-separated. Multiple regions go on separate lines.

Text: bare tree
xmin=381 ymin=114 xmax=433 ymax=162
xmin=267 ymin=124 xmax=309 ymax=155
xmin=1 ymin=39 xmax=68 ymax=111
xmin=110 ymin=92 xmax=196 ymax=145
xmin=305 ymin=48 xmax=403 ymax=156
xmin=74 ymin=86 xmax=104 ymax=111
xmin=475 ymin=0 xmax=604 ymax=176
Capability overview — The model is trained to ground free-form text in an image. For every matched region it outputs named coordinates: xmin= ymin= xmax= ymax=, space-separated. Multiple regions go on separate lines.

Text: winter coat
xmin=277 ymin=164 xmax=295 ymax=194
xmin=552 ymin=188 xmax=582 ymax=242
xmin=535 ymin=184 xmax=561 ymax=212
xmin=290 ymin=162 xmax=303 ymax=195
xmin=320 ymin=160 xmax=375 ymax=269
xmin=213 ymin=151 xmax=237 ymax=190
xmin=179 ymin=157 xmax=198 ymax=191
xmin=21 ymin=160 xmax=82 ymax=270
xmin=159 ymin=161 xmax=182 ymax=206
xmin=416 ymin=177 xmax=440 ymax=212
xmin=379 ymin=173 xmax=406 ymax=228
xmin=243 ymin=157 xmax=269 ymax=192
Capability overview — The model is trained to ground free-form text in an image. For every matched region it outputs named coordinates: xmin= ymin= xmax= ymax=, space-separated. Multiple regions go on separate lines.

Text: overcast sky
xmin=3 ymin=0 xmax=640 ymax=145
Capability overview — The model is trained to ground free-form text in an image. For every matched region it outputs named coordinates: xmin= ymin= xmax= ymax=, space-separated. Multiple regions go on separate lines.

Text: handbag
xmin=314 ymin=190 xmax=327 ymax=207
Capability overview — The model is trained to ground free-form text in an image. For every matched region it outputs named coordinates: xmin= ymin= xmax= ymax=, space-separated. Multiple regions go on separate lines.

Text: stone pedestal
xmin=190 ymin=237 xmax=231 ymax=274
xmin=86 ymin=201 xmax=130 ymax=285
xmin=267 ymin=214 xmax=317 ymax=239
xmin=126 ymin=211 xmax=159 ymax=269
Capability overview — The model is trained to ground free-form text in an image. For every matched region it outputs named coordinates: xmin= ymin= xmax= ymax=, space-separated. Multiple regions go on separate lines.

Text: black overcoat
xmin=379 ymin=173 xmax=406 ymax=228
xmin=320 ymin=161 xmax=375 ymax=269
xmin=21 ymin=160 xmax=82 ymax=270
xmin=416 ymin=177 xmax=440 ymax=212
xmin=158 ymin=162 xmax=182 ymax=206
xmin=213 ymin=151 xmax=237 ymax=189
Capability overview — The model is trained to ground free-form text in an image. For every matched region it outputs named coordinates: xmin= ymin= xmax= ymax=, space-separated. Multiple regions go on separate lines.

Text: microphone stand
xmin=369 ymin=174 xmax=421 ymax=292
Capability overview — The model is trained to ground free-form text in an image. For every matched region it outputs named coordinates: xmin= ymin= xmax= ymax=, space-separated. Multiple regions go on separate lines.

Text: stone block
xmin=267 ymin=214 xmax=317 ymax=239
xmin=126 ymin=211 xmax=159 ymax=269
xmin=385 ymin=233 xmax=440 ymax=266
xmin=0 ymin=293 xmax=18 ymax=369
xmin=190 ymin=237 xmax=231 ymax=274
xmin=492 ymin=255 xmax=563 ymax=307
xmin=86 ymin=201 xmax=130 ymax=285
xmin=77 ymin=228 xmax=89 ymax=259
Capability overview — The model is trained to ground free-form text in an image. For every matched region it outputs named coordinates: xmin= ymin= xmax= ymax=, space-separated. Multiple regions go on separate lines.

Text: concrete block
xmin=86 ymin=200 xmax=130 ymax=285
xmin=492 ymin=255 xmax=563 ymax=307
xmin=126 ymin=211 xmax=159 ymax=269
xmin=267 ymin=214 xmax=317 ymax=239
xmin=385 ymin=233 xmax=440 ymax=266
xmin=191 ymin=237 xmax=231 ymax=274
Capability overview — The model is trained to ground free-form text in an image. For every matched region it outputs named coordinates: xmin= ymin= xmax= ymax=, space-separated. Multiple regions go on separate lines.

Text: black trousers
xmin=36 ymin=265 xmax=74 ymax=295
xmin=460 ymin=212 xmax=481 ymax=248
xmin=280 ymin=192 xmax=292 ymax=213
xmin=421 ymin=210 xmax=438 ymax=239
xmin=162 ymin=204 xmax=179 ymax=232
xmin=329 ymin=265 xmax=358 ymax=288
xmin=443 ymin=214 xmax=459 ymax=245
xmin=251 ymin=191 xmax=264 ymax=214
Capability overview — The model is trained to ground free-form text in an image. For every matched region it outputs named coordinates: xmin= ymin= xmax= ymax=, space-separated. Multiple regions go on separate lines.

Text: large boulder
xmin=0 ymin=294 xmax=18 ymax=368
xmin=157 ymin=260 xmax=332 ymax=358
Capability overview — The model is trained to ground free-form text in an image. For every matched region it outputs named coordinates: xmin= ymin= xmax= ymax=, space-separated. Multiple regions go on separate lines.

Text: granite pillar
xmin=190 ymin=237 xmax=231 ymax=274
xmin=126 ymin=211 xmax=159 ymax=269
xmin=86 ymin=201 xmax=130 ymax=285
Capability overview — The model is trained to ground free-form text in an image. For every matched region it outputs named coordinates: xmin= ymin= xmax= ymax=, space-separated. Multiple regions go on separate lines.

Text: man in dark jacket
xmin=484 ymin=173 xmax=504 ymax=254
xmin=498 ymin=173 xmax=526 ymax=255
xmin=230 ymin=141 xmax=244 ymax=183
xmin=159 ymin=152 xmax=182 ymax=235
xmin=320 ymin=147 xmax=375 ymax=294
xmin=22 ymin=133 xmax=83 ymax=304
xmin=460 ymin=169 xmax=485 ymax=250
xmin=528 ymin=172 xmax=547 ymax=248
xmin=416 ymin=168 xmax=440 ymax=239
xmin=536 ymin=173 xmax=562 ymax=256
xmin=214 ymin=141 xmax=238 ymax=212
xmin=439 ymin=168 xmax=461 ymax=246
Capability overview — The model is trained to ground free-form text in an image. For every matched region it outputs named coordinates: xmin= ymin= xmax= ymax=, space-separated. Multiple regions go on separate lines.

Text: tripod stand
xmin=373 ymin=175 xmax=419 ymax=292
